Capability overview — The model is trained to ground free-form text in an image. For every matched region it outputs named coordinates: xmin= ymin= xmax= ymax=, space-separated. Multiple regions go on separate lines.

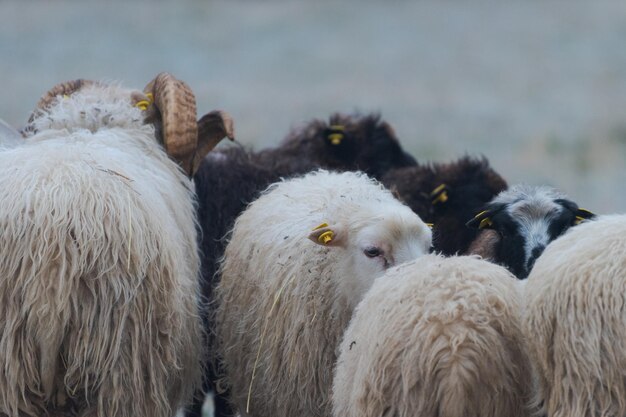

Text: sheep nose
xmin=527 ymin=245 xmax=546 ymax=271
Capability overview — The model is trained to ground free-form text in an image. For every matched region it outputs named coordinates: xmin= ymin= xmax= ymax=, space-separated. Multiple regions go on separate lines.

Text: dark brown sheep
xmin=382 ymin=156 xmax=508 ymax=256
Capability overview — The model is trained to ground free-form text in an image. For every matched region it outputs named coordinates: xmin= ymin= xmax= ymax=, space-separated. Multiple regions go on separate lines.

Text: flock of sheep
xmin=0 ymin=73 xmax=623 ymax=417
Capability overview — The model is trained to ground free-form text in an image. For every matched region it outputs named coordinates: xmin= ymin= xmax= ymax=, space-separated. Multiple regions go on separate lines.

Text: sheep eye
xmin=364 ymin=247 xmax=382 ymax=258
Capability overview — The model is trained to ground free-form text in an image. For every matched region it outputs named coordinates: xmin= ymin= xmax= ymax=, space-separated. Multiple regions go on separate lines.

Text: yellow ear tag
xmin=425 ymin=223 xmax=434 ymax=229
xmin=430 ymin=184 xmax=449 ymax=205
xmin=62 ymin=94 xmax=70 ymax=100
xmin=574 ymin=209 xmax=594 ymax=225
xmin=328 ymin=125 xmax=346 ymax=146
xmin=312 ymin=222 xmax=329 ymax=231
xmin=134 ymin=93 xmax=153 ymax=111
xmin=430 ymin=184 xmax=447 ymax=196
xmin=318 ymin=230 xmax=334 ymax=245
xmin=135 ymin=100 xmax=150 ymax=111
xmin=328 ymin=133 xmax=344 ymax=145
xmin=479 ymin=217 xmax=493 ymax=229
xmin=432 ymin=191 xmax=448 ymax=204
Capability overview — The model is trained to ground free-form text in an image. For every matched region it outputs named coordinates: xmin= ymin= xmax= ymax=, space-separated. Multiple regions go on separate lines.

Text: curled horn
xmin=27 ymin=79 xmax=95 ymax=125
xmin=193 ymin=110 xmax=235 ymax=174
xmin=143 ymin=73 xmax=198 ymax=175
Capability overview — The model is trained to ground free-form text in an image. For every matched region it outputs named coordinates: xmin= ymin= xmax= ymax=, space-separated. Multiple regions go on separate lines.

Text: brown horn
xmin=27 ymin=79 xmax=95 ymax=122
xmin=192 ymin=110 xmax=235 ymax=174
xmin=143 ymin=72 xmax=198 ymax=175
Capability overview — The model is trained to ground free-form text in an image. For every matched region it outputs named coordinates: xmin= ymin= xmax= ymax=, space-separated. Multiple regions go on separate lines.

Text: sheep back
xmin=333 ymin=255 xmax=533 ymax=417
xmin=523 ymin=214 xmax=626 ymax=417
xmin=0 ymin=126 xmax=203 ymax=416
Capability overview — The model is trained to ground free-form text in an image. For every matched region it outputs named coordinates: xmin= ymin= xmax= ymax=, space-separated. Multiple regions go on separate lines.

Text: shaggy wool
xmin=215 ymin=170 xmax=431 ymax=417
xmin=523 ymin=214 xmax=626 ymax=417
xmin=0 ymin=85 xmax=203 ymax=417
xmin=333 ymin=255 xmax=535 ymax=417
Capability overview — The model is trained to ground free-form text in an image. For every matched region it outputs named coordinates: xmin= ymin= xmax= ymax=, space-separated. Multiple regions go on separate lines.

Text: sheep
xmin=0 ymin=118 xmax=21 ymax=148
xmin=196 ymin=111 xmax=416 ymax=297
xmin=254 ymin=112 xmax=417 ymax=177
xmin=190 ymin=112 xmax=417 ymax=417
xmin=0 ymin=74 xmax=233 ymax=417
xmin=465 ymin=184 xmax=594 ymax=279
xmin=333 ymin=254 xmax=535 ymax=417
xmin=522 ymin=214 xmax=626 ymax=417
xmin=214 ymin=170 xmax=432 ymax=417
xmin=381 ymin=156 xmax=507 ymax=256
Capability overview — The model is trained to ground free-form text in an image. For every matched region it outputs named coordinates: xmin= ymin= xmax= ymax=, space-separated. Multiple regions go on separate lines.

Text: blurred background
xmin=2 ymin=0 xmax=626 ymax=211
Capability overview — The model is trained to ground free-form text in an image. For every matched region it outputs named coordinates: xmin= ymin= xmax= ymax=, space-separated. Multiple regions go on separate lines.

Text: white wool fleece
xmin=0 ymin=85 xmax=203 ymax=417
xmin=216 ymin=170 xmax=431 ymax=417
xmin=333 ymin=254 xmax=535 ymax=417
xmin=524 ymin=214 xmax=626 ymax=417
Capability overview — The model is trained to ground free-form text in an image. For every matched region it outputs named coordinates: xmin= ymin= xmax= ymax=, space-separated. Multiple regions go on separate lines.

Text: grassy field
xmin=2 ymin=0 xmax=626 ymax=212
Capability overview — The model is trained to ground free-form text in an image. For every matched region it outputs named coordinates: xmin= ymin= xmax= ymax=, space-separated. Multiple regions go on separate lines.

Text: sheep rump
xmin=0 ymin=85 xmax=203 ymax=417
xmin=333 ymin=255 xmax=534 ymax=417
xmin=523 ymin=214 xmax=626 ymax=417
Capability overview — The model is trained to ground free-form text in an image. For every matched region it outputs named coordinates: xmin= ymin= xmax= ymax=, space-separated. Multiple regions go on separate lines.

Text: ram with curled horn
xmin=0 ymin=73 xmax=232 ymax=417
xmin=24 ymin=72 xmax=234 ymax=175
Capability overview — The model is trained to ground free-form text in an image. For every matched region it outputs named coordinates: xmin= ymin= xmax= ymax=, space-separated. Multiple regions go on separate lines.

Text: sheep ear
xmin=574 ymin=208 xmax=595 ymax=225
xmin=466 ymin=209 xmax=493 ymax=230
xmin=191 ymin=110 xmax=235 ymax=175
xmin=308 ymin=223 xmax=347 ymax=247
xmin=556 ymin=199 xmax=596 ymax=225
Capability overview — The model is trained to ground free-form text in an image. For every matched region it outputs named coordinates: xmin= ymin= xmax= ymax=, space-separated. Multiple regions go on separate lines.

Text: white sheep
xmin=0 ymin=74 xmax=232 ymax=417
xmin=523 ymin=214 xmax=626 ymax=417
xmin=215 ymin=170 xmax=432 ymax=417
xmin=333 ymin=255 xmax=536 ymax=417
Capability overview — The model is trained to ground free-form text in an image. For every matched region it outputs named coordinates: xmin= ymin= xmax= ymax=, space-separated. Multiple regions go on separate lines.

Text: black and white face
xmin=467 ymin=186 xmax=594 ymax=279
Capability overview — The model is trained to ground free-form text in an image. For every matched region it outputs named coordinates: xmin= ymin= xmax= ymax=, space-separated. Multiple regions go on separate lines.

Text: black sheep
xmin=188 ymin=112 xmax=416 ymax=417
xmin=382 ymin=156 xmax=508 ymax=255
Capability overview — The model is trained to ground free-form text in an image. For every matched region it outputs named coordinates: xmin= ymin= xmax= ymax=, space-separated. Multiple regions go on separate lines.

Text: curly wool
xmin=0 ymin=86 xmax=203 ymax=417
xmin=215 ymin=170 xmax=429 ymax=417
xmin=523 ymin=214 xmax=626 ymax=417
xmin=333 ymin=255 xmax=534 ymax=417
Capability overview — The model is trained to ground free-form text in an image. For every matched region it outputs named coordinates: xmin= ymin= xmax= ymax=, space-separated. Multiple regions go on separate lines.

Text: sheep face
xmin=467 ymin=185 xmax=594 ymax=279
xmin=310 ymin=205 xmax=432 ymax=308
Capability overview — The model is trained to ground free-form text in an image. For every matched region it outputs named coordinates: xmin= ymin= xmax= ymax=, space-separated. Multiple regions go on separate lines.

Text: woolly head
xmin=23 ymin=73 xmax=234 ymax=175
xmin=304 ymin=174 xmax=432 ymax=306
xmin=467 ymin=184 xmax=594 ymax=279
xmin=281 ymin=113 xmax=416 ymax=179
